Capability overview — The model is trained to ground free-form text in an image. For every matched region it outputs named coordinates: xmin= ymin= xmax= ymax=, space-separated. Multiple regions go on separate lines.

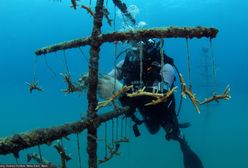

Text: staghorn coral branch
xmin=200 ymin=84 xmax=231 ymax=105
xmin=71 ymin=0 xmax=77 ymax=9
xmin=185 ymin=89 xmax=200 ymax=113
xmin=179 ymin=74 xmax=200 ymax=113
xmin=60 ymin=73 xmax=82 ymax=94
xmin=25 ymin=81 xmax=43 ymax=93
xmin=54 ymin=141 xmax=71 ymax=168
xmin=81 ymin=5 xmax=95 ymax=17
xmin=27 ymin=153 xmax=58 ymax=168
xmin=145 ymin=86 xmax=178 ymax=106
xmin=96 ymin=85 xmax=133 ymax=110
xmin=125 ymin=86 xmax=177 ymax=106
xmin=98 ymin=144 xmax=120 ymax=164
xmin=35 ymin=27 xmax=218 ymax=55
xmin=103 ymin=7 xmax=112 ymax=26
xmin=0 ymin=107 xmax=129 ymax=156
xmin=126 ymin=87 xmax=164 ymax=98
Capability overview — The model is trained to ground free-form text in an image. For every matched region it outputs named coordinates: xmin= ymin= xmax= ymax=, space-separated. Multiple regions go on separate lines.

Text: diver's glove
xmin=97 ymin=74 xmax=123 ymax=99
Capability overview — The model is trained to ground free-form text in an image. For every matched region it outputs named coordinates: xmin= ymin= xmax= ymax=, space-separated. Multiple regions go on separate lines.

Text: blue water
xmin=0 ymin=0 xmax=247 ymax=167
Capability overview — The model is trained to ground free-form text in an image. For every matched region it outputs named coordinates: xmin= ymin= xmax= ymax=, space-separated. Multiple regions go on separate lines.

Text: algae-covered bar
xmin=0 ymin=107 xmax=129 ymax=156
xmin=35 ymin=27 xmax=218 ymax=56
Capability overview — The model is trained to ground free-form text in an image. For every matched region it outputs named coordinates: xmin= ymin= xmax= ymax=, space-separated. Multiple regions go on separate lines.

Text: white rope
xmin=186 ymin=38 xmax=192 ymax=88
xmin=116 ymin=117 xmax=119 ymax=140
xmin=113 ymin=4 xmax=118 ymax=94
xmin=111 ymin=119 xmax=114 ymax=147
xmin=33 ymin=56 xmax=38 ymax=81
xmin=63 ymin=50 xmax=70 ymax=74
xmin=38 ymin=144 xmax=43 ymax=162
xmin=104 ymin=122 xmax=108 ymax=157
xmin=78 ymin=47 xmax=89 ymax=63
xmin=44 ymin=55 xmax=57 ymax=77
xmin=121 ymin=117 xmax=124 ymax=138
xmin=139 ymin=42 xmax=144 ymax=88
xmin=124 ymin=117 xmax=128 ymax=138
xmin=160 ymin=39 xmax=165 ymax=92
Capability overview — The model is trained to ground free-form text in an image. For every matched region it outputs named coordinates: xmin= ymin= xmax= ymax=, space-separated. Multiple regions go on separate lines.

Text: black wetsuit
xmin=119 ymin=86 xmax=180 ymax=140
xmin=119 ymin=48 xmax=180 ymax=140
xmin=118 ymin=45 xmax=204 ymax=168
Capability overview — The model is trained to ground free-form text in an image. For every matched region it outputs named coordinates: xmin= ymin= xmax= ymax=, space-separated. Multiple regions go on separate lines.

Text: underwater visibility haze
xmin=0 ymin=0 xmax=248 ymax=168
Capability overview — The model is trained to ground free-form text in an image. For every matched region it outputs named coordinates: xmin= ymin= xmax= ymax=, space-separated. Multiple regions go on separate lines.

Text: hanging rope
xmin=112 ymin=3 xmax=118 ymax=95
xmin=55 ymin=52 xmax=65 ymax=71
xmin=120 ymin=117 xmax=124 ymax=138
xmin=113 ymin=3 xmax=117 ymax=30
xmin=44 ymin=55 xmax=57 ymax=77
xmin=139 ymin=42 xmax=144 ymax=88
xmin=104 ymin=122 xmax=108 ymax=157
xmin=78 ymin=47 xmax=89 ymax=63
xmin=160 ymin=39 xmax=165 ymax=92
xmin=63 ymin=50 xmax=70 ymax=74
xmin=113 ymin=41 xmax=118 ymax=95
xmin=128 ymin=117 xmax=132 ymax=138
xmin=111 ymin=119 xmax=114 ymax=147
xmin=124 ymin=117 xmax=128 ymax=138
xmin=38 ymin=144 xmax=43 ymax=162
xmin=210 ymin=38 xmax=217 ymax=93
xmin=33 ymin=56 xmax=38 ymax=81
xmin=186 ymin=38 xmax=192 ymax=89
xmin=76 ymin=133 xmax=82 ymax=168
xmin=115 ymin=117 xmax=119 ymax=140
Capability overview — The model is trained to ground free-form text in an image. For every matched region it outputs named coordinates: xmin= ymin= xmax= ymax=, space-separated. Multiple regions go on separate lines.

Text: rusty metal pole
xmin=0 ymin=107 xmax=129 ymax=156
xmin=87 ymin=0 xmax=104 ymax=167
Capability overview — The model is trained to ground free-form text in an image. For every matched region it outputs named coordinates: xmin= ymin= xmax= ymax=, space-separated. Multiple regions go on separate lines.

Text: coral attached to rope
xmin=179 ymin=73 xmax=201 ymax=113
xmin=25 ymin=80 xmax=43 ymax=93
xmin=126 ymin=86 xmax=177 ymax=106
xmin=27 ymin=153 xmax=58 ymax=168
xmin=96 ymin=85 xmax=133 ymax=110
xmin=54 ymin=140 xmax=72 ymax=168
xmin=60 ymin=73 xmax=82 ymax=94
xmin=145 ymin=86 xmax=178 ymax=106
xmin=98 ymin=143 xmax=120 ymax=164
xmin=81 ymin=5 xmax=95 ymax=17
xmin=200 ymin=84 xmax=231 ymax=105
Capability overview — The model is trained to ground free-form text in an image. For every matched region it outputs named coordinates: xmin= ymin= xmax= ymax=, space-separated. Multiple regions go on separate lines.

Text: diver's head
xmin=143 ymin=39 xmax=156 ymax=49
xmin=128 ymin=38 xmax=156 ymax=50
xmin=142 ymin=38 xmax=160 ymax=55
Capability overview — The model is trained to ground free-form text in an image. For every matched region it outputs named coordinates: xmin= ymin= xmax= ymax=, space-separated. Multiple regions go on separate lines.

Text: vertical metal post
xmin=87 ymin=0 xmax=104 ymax=168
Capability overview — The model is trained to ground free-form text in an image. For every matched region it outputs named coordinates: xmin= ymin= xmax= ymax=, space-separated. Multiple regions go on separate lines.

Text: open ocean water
xmin=0 ymin=0 xmax=247 ymax=167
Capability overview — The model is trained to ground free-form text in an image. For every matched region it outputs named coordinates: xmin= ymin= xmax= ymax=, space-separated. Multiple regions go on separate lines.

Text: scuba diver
xmin=97 ymin=39 xmax=204 ymax=168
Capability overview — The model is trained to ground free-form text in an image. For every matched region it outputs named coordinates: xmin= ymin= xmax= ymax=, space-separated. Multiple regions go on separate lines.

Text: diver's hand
xmin=97 ymin=75 xmax=123 ymax=99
